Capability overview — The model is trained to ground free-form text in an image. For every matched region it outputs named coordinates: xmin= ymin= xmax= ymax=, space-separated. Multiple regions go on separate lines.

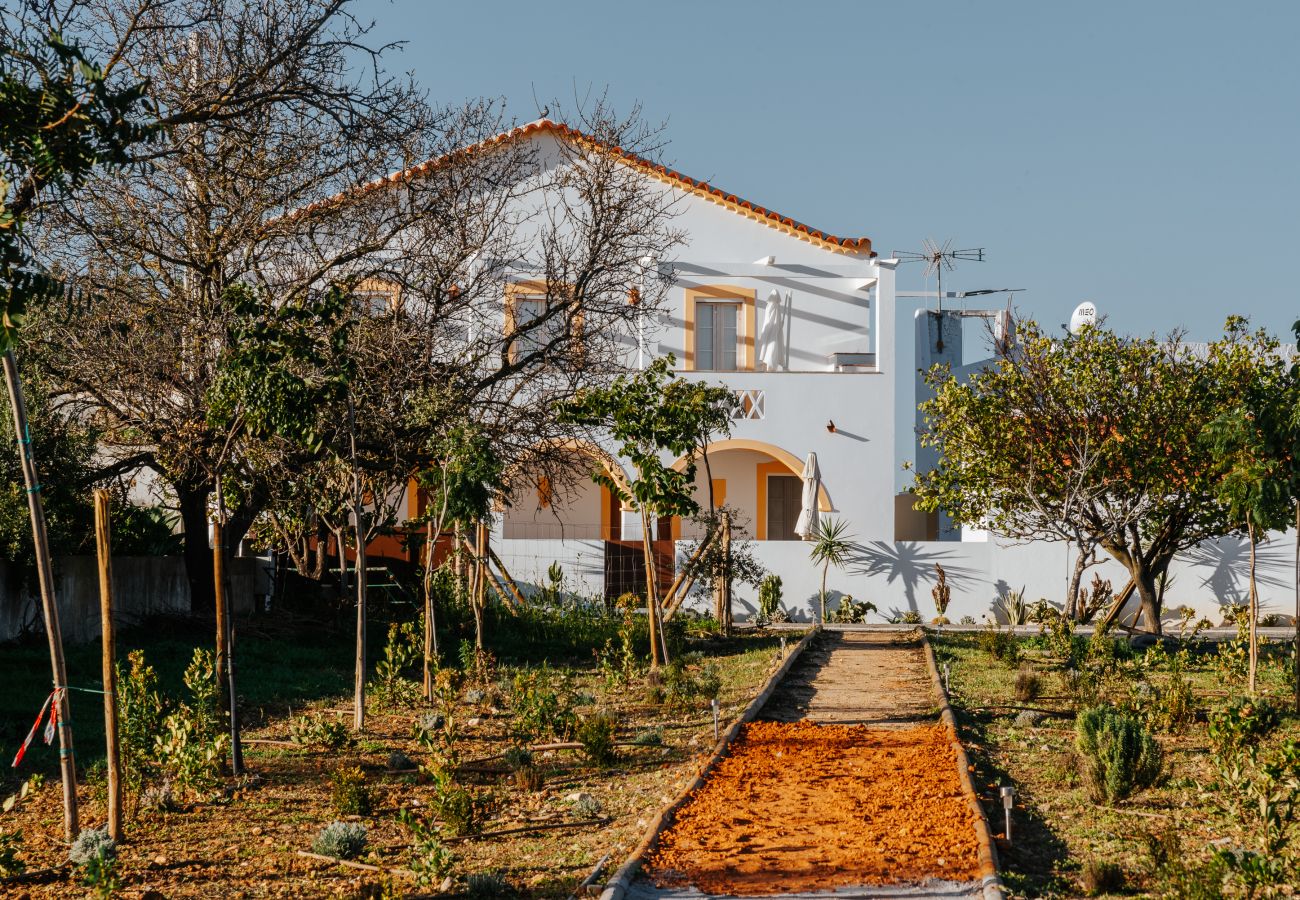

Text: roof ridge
xmin=299 ymin=118 xmax=874 ymax=257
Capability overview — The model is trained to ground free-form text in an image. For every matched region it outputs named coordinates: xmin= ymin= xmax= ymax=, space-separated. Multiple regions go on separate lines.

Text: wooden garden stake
xmin=348 ymin=395 xmax=366 ymax=733
xmin=2 ymin=349 xmax=77 ymax=840
xmin=94 ymin=490 xmax=122 ymax=840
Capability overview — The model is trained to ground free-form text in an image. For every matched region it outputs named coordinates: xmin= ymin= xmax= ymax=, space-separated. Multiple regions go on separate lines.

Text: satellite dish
xmin=1068 ymin=301 xmax=1098 ymax=335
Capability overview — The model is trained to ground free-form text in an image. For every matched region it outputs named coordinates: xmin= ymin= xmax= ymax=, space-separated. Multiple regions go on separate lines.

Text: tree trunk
xmin=348 ymin=397 xmax=366 ymax=733
xmin=1132 ymin=567 xmax=1163 ymax=634
xmin=473 ymin=521 xmax=487 ymax=651
xmin=641 ymin=505 xmax=659 ymax=669
xmin=719 ymin=511 xmax=732 ymax=636
xmin=335 ymin=525 xmax=349 ymax=594
xmin=820 ymin=563 xmax=828 ymax=623
xmin=1248 ymin=520 xmax=1259 ymax=696
xmin=1066 ymin=544 xmax=1093 ymax=621
xmin=2 ymin=349 xmax=77 ymax=840
xmin=311 ymin=518 xmax=328 ymax=581
xmin=177 ymin=480 xmax=215 ymax=613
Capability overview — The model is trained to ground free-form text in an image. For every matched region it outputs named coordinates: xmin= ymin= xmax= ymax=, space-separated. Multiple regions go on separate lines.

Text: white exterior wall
xmin=672 ymin=535 xmax=1298 ymax=628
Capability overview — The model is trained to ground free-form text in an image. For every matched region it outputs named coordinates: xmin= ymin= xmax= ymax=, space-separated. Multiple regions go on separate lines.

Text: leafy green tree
xmin=559 ymin=357 xmax=736 ymax=665
xmin=914 ymin=317 xmax=1286 ymax=633
xmin=1203 ymin=379 xmax=1294 ymax=695
xmin=809 ymin=518 xmax=853 ymax=623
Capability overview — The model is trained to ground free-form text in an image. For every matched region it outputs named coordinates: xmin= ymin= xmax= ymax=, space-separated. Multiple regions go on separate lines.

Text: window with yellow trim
xmin=505 ymin=281 xmax=582 ymax=365
xmin=684 ymin=285 xmax=755 ymax=371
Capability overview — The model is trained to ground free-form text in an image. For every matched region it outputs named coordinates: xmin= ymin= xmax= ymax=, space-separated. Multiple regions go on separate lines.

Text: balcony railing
xmin=733 ymin=389 xmax=765 ymax=420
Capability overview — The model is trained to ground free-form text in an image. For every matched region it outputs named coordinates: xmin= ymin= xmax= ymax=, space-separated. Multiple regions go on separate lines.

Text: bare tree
xmin=30 ymin=0 xmax=430 ymax=611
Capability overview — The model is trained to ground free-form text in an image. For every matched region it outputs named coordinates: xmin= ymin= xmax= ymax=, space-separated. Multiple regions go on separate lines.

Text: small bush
xmin=387 ymin=750 xmax=414 ymax=771
xmin=139 ymin=779 xmax=178 ymax=813
xmin=1075 ymin=705 xmax=1163 ymax=804
xmin=959 ymin=615 xmax=976 ymax=625
xmin=371 ymin=621 xmax=423 ymax=709
xmin=1080 ymin=858 xmax=1125 ymax=896
xmin=467 ymin=871 xmax=515 ymax=897
xmin=312 ymin=821 xmax=368 ymax=860
xmin=410 ymin=835 xmax=456 ymax=886
xmin=502 ymin=746 xmax=533 ymax=771
xmin=577 ymin=712 xmax=619 ymax=767
xmin=632 ymin=726 xmax=664 ymax=746
xmin=290 ymin=711 xmax=352 ymax=750
xmin=330 ymin=766 xmax=373 ymax=816
xmin=430 ymin=769 xmax=482 ymax=836
xmin=978 ymin=625 xmax=1021 ymax=666
xmin=1208 ymin=696 xmax=1280 ymax=756
xmin=514 ymin=765 xmax=542 ymax=792
xmin=831 ymin=595 xmax=878 ymax=623
xmin=509 ymin=665 xmax=578 ymax=743
xmin=757 ymin=574 xmax=784 ymax=623
xmin=69 ymin=826 xmax=116 ymax=867
xmin=0 ymin=828 xmax=25 ymax=877
xmin=1014 ymin=665 xmax=1041 ymax=702
xmin=995 ymin=588 xmax=1028 ymax=626
xmin=658 ymin=656 xmax=723 ymax=710
xmin=572 ymin=793 xmax=603 ymax=818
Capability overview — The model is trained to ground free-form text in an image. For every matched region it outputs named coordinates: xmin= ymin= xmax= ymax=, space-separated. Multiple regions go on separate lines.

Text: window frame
xmin=684 ymin=285 xmax=756 ymax=371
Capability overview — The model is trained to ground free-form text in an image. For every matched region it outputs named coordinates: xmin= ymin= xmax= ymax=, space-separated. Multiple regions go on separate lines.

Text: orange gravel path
xmin=644 ymin=720 xmax=981 ymax=896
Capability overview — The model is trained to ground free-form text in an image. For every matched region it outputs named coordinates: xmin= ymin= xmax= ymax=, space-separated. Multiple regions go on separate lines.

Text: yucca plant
xmin=809 ymin=518 xmax=854 ymax=622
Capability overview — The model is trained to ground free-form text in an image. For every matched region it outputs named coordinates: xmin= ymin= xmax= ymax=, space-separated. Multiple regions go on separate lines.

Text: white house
xmin=396 ymin=120 xmax=1296 ymax=627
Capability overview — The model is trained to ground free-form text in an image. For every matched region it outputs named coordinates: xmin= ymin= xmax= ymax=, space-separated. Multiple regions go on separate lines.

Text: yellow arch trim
xmin=670 ymin=438 xmax=833 ymax=512
xmin=501 ymin=438 xmax=636 ymax=509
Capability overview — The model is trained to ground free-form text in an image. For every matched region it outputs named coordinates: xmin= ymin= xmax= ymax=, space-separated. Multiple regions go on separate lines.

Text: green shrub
xmin=0 ymin=828 xmax=24 ymax=877
xmin=151 ymin=648 xmax=228 ymax=796
xmin=830 ymin=595 xmax=878 ymax=624
xmin=330 ymin=766 xmax=373 ymax=816
xmin=509 ymin=665 xmax=577 ymax=742
xmin=312 ymin=821 xmax=367 ymax=859
xmin=995 ymin=588 xmax=1028 ymax=626
xmin=1044 ymin=617 xmax=1084 ymax=669
xmin=467 ymin=871 xmax=515 ymax=897
xmin=1208 ymin=696 xmax=1280 ymax=756
xmin=411 ymin=836 xmax=456 ymax=886
xmin=757 ymin=574 xmax=784 ymax=623
xmin=502 ymin=746 xmax=532 ymax=771
xmin=632 ymin=726 xmax=664 ymax=746
xmin=117 ymin=649 xmax=166 ymax=795
xmin=371 ymin=621 xmax=423 ymax=708
xmin=290 ymin=711 xmax=353 ymax=750
xmin=577 ymin=712 xmax=619 ymax=767
xmin=658 ymin=655 xmax=722 ymax=710
xmin=977 ymin=625 xmax=1021 ymax=666
xmin=429 ymin=768 xmax=482 ymax=836
xmin=69 ymin=826 xmax=116 ymax=867
xmin=1075 ymin=705 xmax=1163 ymax=804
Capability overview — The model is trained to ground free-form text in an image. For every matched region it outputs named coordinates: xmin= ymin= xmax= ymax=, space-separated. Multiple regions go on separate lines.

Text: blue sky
xmin=355 ymin=0 xmax=1298 ymax=342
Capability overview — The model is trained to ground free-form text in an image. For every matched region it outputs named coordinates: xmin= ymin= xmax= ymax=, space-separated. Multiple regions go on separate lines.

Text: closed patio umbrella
xmin=794 ymin=452 xmax=821 ymax=540
xmin=758 ymin=289 xmax=786 ymax=371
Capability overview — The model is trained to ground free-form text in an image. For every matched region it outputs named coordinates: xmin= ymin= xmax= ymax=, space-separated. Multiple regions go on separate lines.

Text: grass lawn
xmin=933 ymin=627 xmax=1300 ymax=898
xmin=1 ymin=603 xmax=796 ymax=898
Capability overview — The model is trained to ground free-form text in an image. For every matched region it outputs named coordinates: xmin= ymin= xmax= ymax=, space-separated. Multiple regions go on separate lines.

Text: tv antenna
xmin=894 ymin=239 xmax=985 ymax=315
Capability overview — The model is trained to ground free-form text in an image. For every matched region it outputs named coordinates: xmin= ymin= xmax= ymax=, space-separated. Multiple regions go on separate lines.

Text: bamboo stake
xmin=487 ymin=547 xmax=526 ymax=609
xmin=640 ymin=506 xmax=659 ymax=668
xmin=661 ymin=528 xmax=716 ymax=616
xmin=348 ymin=396 xmax=366 ymax=733
xmin=422 ymin=518 xmax=436 ymax=700
xmin=93 ymin=490 xmax=122 ymax=840
xmin=213 ymin=518 xmax=227 ymax=710
xmin=2 ymin=349 xmax=76 ymax=840
xmin=720 ymin=511 xmax=733 ymax=636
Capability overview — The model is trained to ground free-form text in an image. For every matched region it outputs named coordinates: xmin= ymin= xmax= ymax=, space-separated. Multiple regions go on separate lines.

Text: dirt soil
xmin=758 ymin=631 xmax=936 ymax=727
xmin=643 ymin=720 xmax=982 ymax=896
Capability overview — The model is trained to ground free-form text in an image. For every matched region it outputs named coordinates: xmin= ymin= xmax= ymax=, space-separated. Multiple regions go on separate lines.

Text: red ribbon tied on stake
xmin=11 ymin=689 xmax=62 ymax=768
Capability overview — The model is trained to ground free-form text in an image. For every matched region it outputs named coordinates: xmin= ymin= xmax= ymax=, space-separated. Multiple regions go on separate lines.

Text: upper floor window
xmin=684 ymin=285 xmax=756 ymax=372
xmin=696 ymin=300 xmax=739 ymax=371
xmin=505 ymin=280 xmax=581 ymax=365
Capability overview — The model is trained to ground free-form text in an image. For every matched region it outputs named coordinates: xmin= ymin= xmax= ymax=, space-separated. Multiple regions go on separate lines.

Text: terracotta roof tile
xmin=297 ymin=119 xmax=874 ymax=256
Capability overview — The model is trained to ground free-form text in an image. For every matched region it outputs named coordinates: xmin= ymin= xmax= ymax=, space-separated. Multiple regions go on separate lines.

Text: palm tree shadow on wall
xmin=1180 ymin=536 xmax=1292 ymax=617
xmin=845 ymin=542 xmax=982 ymax=614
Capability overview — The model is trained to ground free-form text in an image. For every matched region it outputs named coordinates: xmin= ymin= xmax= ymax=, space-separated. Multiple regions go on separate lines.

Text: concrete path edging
xmin=599 ymin=626 xmax=822 ymax=900
xmin=922 ymin=634 xmax=1006 ymax=900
